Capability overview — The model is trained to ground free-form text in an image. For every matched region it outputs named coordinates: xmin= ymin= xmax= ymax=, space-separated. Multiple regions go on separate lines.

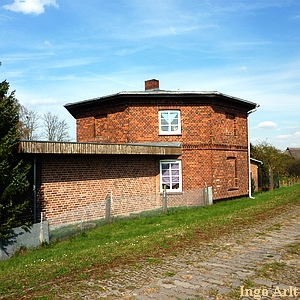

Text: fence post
xmin=105 ymin=193 xmax=111 ymax=224
xmin=162 ymin=185 xmax=168 ymax=213
xmin=207 ymin=186 xmax=213 ymax=205
xmin=203 ymin=183 xmax=208 ymax=206
xmin=39 ymin=212 xmax=44 ymax=243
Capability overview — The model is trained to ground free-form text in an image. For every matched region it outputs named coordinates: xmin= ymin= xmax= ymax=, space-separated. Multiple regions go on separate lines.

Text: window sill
xmin=159 ymin=133 xmax=182 ymax=136
xmin=160 ymin=191 xmax=183 ymax=195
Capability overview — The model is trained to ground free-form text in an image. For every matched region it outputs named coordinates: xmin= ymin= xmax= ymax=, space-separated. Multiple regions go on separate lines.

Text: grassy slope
xmin=0 ymin=184 xmax=299 ymax=298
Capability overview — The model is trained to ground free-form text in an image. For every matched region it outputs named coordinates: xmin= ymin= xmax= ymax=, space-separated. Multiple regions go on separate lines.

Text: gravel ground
xmin=60 ymin=204 xmax=300 ymax=300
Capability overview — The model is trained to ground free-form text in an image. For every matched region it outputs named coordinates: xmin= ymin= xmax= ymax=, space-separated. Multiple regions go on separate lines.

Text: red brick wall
xmin=76 ymin=117 xmax=95 ymax=142
xmin=37 ymin=154 xmax=161 ymax=228
xmin=210 ymin=105 xmax=248 ymax=146
xmin=36 ymin=154 xmax=208 ymax=228
xmin=212 ymin=150 xmax=249 ymax=199
xmin=76 ymin=102 xmax=248 ymax=147
xmin=181 ymin=148 xmax=212 ymax=190
xmin=75 ymin=100 xmax=250 ymax=200
xmin=77 ymin=105 xmax=129 ymax=143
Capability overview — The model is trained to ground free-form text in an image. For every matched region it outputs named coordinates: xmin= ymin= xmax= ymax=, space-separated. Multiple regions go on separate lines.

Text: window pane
xmin=162 ymin=183 xmax=171 ymax=189
xmin=162 ymin=177 xmax=170 ymax=183
xmin=170 ymin=112 xmax=178 ymax=119
xmin=171 ymin=170 xmax=179 ymax=176
xmin=162 ymin=169 xmax=170 ymax=176
xmin=172 ymin=183 xmax=179 ymax=189
xmin=171 ymin=119 xmax=178 ymax=125
xmin=161 ymin=126 xmax=169 ymax=131
xmin=172 ymin=176 xmax=180 ymax=183
xmin=161 ymin=113 xmax=169 ymax=122
xmin=171 ymin=163 xmax=179 ymax=169
xmin=161 ymin=119 xmax=168 ymax=125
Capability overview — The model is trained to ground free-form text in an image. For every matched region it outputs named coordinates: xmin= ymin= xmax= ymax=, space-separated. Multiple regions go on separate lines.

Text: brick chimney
xmin=145 ymin=79 xmax=159 ymax=91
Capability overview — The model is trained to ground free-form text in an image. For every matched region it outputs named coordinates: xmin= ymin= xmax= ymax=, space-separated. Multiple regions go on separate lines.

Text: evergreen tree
xmin=0 ymin=80 xmax=30 ymax=239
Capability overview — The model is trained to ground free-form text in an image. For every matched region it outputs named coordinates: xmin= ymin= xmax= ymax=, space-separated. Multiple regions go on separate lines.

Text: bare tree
xmin=42 ymin=111 xmax=71 ymax=142
xmin=18 ymin=105 xmax=40 ymax=140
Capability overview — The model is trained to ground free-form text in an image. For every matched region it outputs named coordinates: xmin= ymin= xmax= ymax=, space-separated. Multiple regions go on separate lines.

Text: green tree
xmin=286 ymin=158 xmax=300 ymax=176
xmin=0 ymin=80 xmax=30 ymax=239
xmin=251 ymin=141 xmax=287 ymax=190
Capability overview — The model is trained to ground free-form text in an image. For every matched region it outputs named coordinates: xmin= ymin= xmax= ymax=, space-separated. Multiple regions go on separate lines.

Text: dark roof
xmin=284 ymin=148 xmax=300 ymax=159
xmin=64 ymin=89 xmax=258 ymax=119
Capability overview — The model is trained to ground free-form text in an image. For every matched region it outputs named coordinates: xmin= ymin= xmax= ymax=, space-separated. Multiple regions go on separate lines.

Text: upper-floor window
xmin=159 ymin=110 xmax=181 ymax=135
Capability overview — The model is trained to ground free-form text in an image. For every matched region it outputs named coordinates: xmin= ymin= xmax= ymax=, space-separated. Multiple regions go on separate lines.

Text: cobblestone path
xmin=66 ymin=205 xmax=300 ymax=300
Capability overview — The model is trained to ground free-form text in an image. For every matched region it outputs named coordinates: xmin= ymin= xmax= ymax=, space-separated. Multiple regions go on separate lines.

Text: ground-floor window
xmin=160 ymin=160 xmax=182 ymax=192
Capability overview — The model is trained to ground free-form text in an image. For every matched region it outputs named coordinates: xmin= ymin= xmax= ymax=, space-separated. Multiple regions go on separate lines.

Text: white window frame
xmin=159 ymin=110 xmax=181 ymax=135
xmin=160 ymin=160 xmax=182 ymax=192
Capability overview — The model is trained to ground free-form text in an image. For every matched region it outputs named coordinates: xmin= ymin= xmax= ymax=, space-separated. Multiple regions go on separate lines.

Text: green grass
xmin=286 ymin=242 xmax=300 ymax=255
xmin=0 ymin=184 xmax=299 ymax=299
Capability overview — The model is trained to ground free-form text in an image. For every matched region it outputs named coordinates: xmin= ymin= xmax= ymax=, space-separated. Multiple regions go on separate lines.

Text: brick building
xmin=20 ymin=79 xmax=258 ymax=228
xmin=250 ymin=158 xmax=263 ymax=192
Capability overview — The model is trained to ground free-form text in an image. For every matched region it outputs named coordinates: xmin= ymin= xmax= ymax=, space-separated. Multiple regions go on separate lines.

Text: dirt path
xmin=63 ymin=205 xmax=300 ymax=300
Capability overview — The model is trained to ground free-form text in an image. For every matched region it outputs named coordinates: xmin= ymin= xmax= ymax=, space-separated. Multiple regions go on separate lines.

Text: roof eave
xmin=64 ymin=91 xmax=258 ymax=118
xmin=19 ymin=141 xmax=182 ymax=156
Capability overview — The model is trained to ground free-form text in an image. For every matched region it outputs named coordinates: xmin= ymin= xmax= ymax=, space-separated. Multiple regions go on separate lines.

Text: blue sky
xmin=1 ymin=0 xmax=299 ymax=150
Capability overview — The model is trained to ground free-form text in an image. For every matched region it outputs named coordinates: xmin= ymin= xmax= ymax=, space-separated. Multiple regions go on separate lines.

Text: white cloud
xmin=277 ymin=134 xmax=292 ymax=139
xmin=29 ymin=98 xmax=57 ymax=105
xmin=286 ymin=126 xmax=300 ymax=130
xmin=294 ymin=131 xmax=300 ymax=138
xmin=277 ymin=131 xmax=300 ymax=147
xmin=3 ymin=0 xmax=58 ymax=15
xmin=256 ymin=121 xmax=278 ymax=129
xmin=239 ymin=66 xmax=248 ymax=72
